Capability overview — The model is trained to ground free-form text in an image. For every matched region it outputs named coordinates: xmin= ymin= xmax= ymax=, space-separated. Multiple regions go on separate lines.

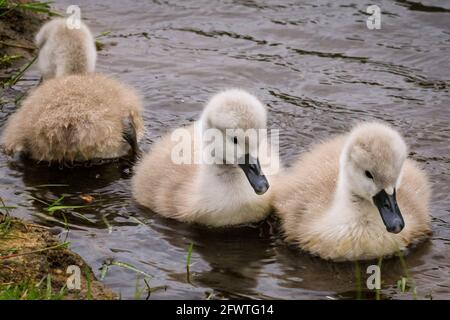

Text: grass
xmin=0 ymin=0 xmax=59 ymax=87
xmin=100 ymin=262 xmax=109 ymax=280
xmin=101 ymin=259 xmax=157 ymax=300
xmin=0 ymin=217 xmax=13 ymax=238
xmin=186 ymin=243 xmax=194 ymax=283
xmin=47 ymin=205 xmax=91 ymax=213
xmin=133 ymin=277 xmax=167 ymax=300
xmin=396 ymin=251 xmax=417 ymax=299
xmin=100 ymin=260 xmax=152 ymax=279
xmin=96 ymin=31 xmax=112 ymax=38
xmin=34 ymin=184 xmax=70 ymax=188
xmin=95 ymin=31 xmax=111 ymax=51
xmin=0 ymin=0 xmax=59 ymax=17
xmin=101 ymin=214 xmax=112 ymax=234
xmin=129 ymin=216 xmax=147 ymax=226
xmin=0 ymin=241 xmax=69 ymax=260
xmin=60 ymin=212 xmax=69 ymax=242
xmin=0 ymin=274 xmax=68 ymax=300
xmin=42 ymin=195 xmax=94 ymax=225
xmin=0 ymin=198 xmax=111 ymax=300
xmin=27 ymin=194 xmax=94 ymax=234
xmin=0 ymin=198 xmax=16 ymax=236
xmin=0 ymin=198 xmax=70 ymax=260
xmin=3 ymin=55 xmax=37 ymax=87
xmin=84 ymin=266 xmax=93 ymax=300
xmin=0 ymin=197 xmax=15 ymax=213
xmin=352 ymin=252 xmax=419 ymax=300
xmin=0 ymin=54 xmax=22 ymax=68
xmin=0 ymin=206 xmax=17 ymax=210
xmin=45 ymin=196 xmax=90 ymax=213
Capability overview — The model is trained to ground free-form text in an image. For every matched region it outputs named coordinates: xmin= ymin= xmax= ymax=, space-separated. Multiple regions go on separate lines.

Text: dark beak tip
xmin=386 ymin=220 xmax=405 ymax=234
xmin=254 ymin=185 xmax=269 ymax=195
xmin=387 ymin=226 xmax=402 ymax=234
xmin=252 ymin=179 xmax=269 ymax=195
xmin=239 ymin=156 xmax=269 ymax=195
xmin=373 ymin=189 xmax=405 ymax=234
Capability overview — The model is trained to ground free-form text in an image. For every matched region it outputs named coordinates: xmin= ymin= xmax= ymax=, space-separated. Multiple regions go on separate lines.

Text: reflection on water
xmin=0 ymin=0 xmax=449 ymax=299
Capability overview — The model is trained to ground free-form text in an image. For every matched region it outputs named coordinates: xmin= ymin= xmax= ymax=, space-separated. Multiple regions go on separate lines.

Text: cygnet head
xmin=35 ymin=18 xmax=96 ymax=79
xmin=340 ymin=122 xmax=408 ymax=233
xmin=201 ymin=89 xmax=269 ymax=195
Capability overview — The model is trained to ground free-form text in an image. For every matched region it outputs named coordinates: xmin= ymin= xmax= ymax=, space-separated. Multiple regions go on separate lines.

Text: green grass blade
xmin=69 ymin=211 xmax=95 ymax=224
xmin=33 ymin=184 xmax=70 ymax=188
xmin=47 ymin=205 xmax=89 ymax=213
xmin=5 ymin=55 xmax=37 ymax=86
xmin=102 ymin=214 xmax=112 ymax=233
xmin=45 ymin=274 xmax=52 ymax=300
xmin=48 ymin=196 xmax=65 ymax=208
xmin=0 ymin=206 xmax=16 ymax=210
xmin=186 ymin=243 xmax=194 ymax=283
xmin=100 ymin=263 xmax=109 ymax=280
xmin=84 ymin=266 xmax=93 ymax=300
xmin=110 ymin=261 xmax=152 ymax=278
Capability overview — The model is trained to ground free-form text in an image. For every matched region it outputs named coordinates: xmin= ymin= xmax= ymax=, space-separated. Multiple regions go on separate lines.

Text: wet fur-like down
xmin=1 ymin=74 xmax=144 ymax=162
xmin=35 ymin=18 xmax=96 ymax=80
xmin=132 ymin=89 xmax=278 ymax=227
xmin=273 ymin=122 xmax=431 ymax=261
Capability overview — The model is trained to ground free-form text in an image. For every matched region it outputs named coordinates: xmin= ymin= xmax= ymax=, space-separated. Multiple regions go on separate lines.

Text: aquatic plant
xmin=3 ymin=55 xmax=37 ymax=86
xmin=0 ymin=54 xmax=22 ymax=68
xmin=186 ymin=242 xmax=194 ymax=283
xmin=0 ymin=274 xmax=68 ymax=300
xmin=396 ymin=251 xmax=418 ymax=299
xmin=100 ymin=259 xmax=152 ymax=279
xmin=0 ymin=0 xmax=59 ymax=17
xmin=95 ymin=31 xmax=111 ymax=51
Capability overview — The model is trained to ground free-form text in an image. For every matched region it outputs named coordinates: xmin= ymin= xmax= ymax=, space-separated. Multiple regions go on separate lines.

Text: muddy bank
xmin=0 ymin=214 xmax=116 ymax=299
xmin=0 ymin=4 xmax=116 ymax=300
xmin=0 ymin=0 xmax=449 ymax=299
xmin=0 ymin=1 xmax=47 ymax=107
xmin=0 ymin=1 xmax=48 ymax=73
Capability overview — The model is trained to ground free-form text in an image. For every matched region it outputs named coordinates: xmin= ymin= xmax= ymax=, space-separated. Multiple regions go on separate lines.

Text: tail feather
xmin=122 ymin=116 xmax=141 ymax=160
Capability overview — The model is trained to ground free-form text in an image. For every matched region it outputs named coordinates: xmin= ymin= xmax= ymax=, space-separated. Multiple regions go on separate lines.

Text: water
xmin=1 ymin=0 xmax=449 ymax=299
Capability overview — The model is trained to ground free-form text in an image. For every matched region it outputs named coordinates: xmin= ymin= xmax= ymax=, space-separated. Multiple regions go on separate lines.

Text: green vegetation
xmin=133 ymin=277 xmax=167 ymax=300
xmin=33 ymin=194 xmax=94 ymax=226
xmin=0 ymin=0 xmax=59 ymax=17
xmin=0 ymin=1 xmax=60 ymax=87
xmin=46 ymin=200 xmax=90 ymax=214
xmin=0 ymin=198 xmax=15 ymax=236
xmin=0 ymin=242 xmax=69 ymax=260
xmin=0 ymin=54 xmax=22 ymax=68
xmin=101 ymin=214 xmax=113 ymax=234
xmin=100 ymin=259 xmax=152 ymax=279
xmin=95 ymin=31 xmax=111 ymax=51
xmin=352 ymin=252 xmax=420 ymax=300
xmin=3 ymin=55 xmax=37 ymax=86
xmin=396 ymin=251 xmax=417 ymax=299
xmin=84 ymin=266 xmax=93 ymax=300
xmin=186 ymin=243 xmax=194 ymax=284
xmin=100 ymin=259 xmax=161 ymax=300
xmin=0 ymin=275 xmax=68 ymax=300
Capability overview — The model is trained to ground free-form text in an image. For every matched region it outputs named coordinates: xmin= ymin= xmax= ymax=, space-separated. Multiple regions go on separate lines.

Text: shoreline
xmin=0 ymin=214 xmax=117 ymax=299
xmin=0 ymin=2 xmax=117 ymax=300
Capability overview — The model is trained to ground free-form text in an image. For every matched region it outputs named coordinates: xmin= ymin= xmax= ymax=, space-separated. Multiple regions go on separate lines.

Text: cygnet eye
xmin=365 ymin=170 xmax=374 ymax=179
xmin=233 ymin=137 xmax=238 ymax=144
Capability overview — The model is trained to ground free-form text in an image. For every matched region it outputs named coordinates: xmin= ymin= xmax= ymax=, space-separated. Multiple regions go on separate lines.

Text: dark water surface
xmin=1 ymin=0 xmax=449 ymax=299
